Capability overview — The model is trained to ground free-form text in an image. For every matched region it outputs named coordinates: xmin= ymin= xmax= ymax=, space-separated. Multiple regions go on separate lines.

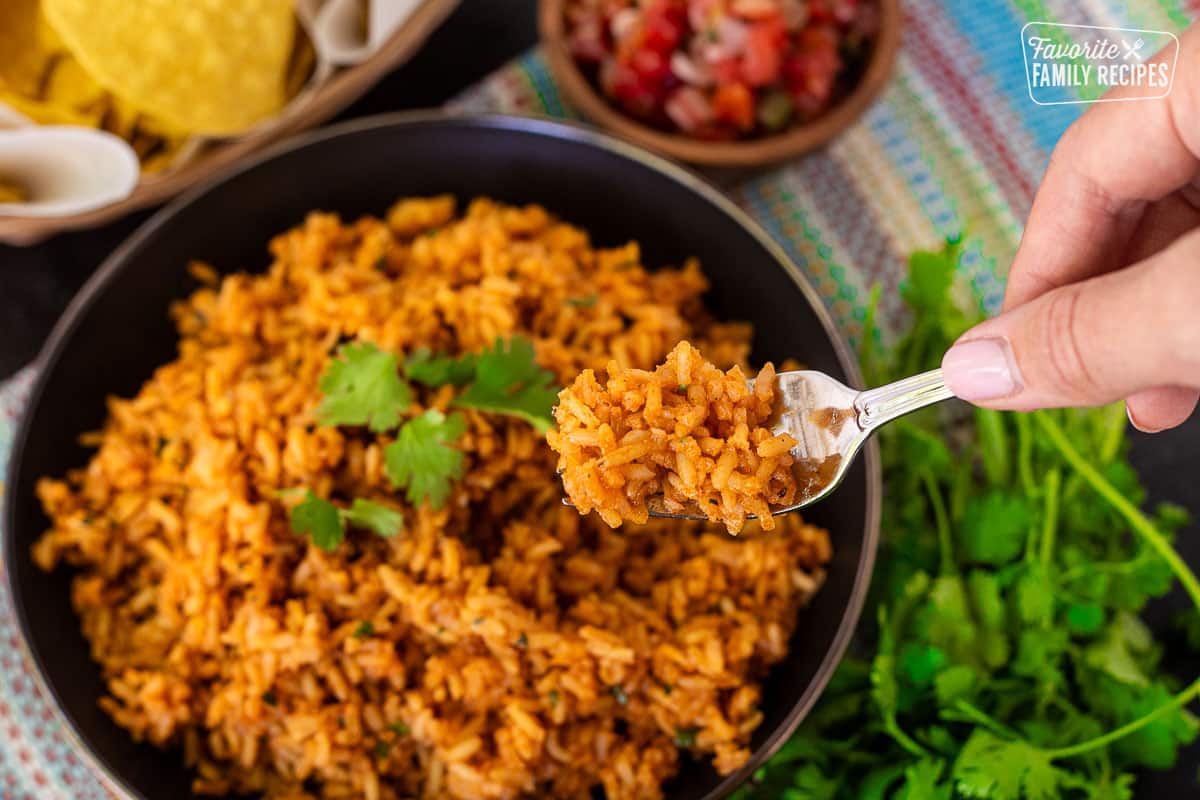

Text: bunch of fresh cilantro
xmin=733 ymin=242 xmax=1200 ymax=800
xmin=286 ymin=335 xmax=558 ymax=550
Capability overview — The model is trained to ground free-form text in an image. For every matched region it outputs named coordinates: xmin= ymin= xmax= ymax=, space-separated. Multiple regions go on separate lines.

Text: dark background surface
xmin=1 ymin=0 xmax=1197 ymax=792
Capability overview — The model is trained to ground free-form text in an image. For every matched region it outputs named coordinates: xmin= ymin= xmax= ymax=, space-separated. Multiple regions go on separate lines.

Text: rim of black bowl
xmin=3 ymin=110 xmax=882 ymax=800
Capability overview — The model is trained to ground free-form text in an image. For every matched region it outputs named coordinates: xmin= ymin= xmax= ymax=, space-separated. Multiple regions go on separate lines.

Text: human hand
xmin=940 ymin=24 xmax=1200 ymax=432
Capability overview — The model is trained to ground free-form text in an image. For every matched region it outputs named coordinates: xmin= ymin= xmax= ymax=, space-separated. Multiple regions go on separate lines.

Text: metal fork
xmin=644 ymin=368 xmax=955 ymax=521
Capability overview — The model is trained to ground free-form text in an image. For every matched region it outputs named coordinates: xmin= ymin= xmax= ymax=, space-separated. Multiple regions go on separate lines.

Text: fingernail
xmin=941 ymin=337 xmax=1022 ymax=401
xmin=1126 ymin=404 xmax=1159 ymax=433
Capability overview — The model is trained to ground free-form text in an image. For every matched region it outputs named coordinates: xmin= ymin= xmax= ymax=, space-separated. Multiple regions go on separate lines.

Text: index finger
xmin=1005 ymin=23 xmax=1200 ymax=310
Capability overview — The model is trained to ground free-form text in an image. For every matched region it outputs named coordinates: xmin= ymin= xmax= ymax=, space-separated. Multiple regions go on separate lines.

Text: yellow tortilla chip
xmin=42 ymin=52 xmax=107 ymax=112
xmin=285 ymin=27 xmax=318 ymax=101
xmin=0 ymin=0 xmax=58 ymax=98
xmin=0 ymin=89 xmax=96 ymax=126
xmin=44 ymin=0 xmax=296 ymax=136
xmin=0 ymin=5 xmax=106 ymax=127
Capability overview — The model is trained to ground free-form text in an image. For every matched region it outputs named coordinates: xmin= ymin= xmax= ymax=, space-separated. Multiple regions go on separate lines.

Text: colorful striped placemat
xmin=0 ymin=2 xmax=1195 ymax=796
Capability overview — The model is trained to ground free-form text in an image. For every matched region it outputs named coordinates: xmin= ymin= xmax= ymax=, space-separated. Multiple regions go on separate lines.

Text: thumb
xmin=940 ymin=229 xmax=1200 ymax=411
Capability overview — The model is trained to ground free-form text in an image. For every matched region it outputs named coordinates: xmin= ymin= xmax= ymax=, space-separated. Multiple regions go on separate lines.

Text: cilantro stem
xmin=1039 ymin=467 xmax=1060 ymax=567
xmin=921 ymin=468 xmax=955 ymax=575
xmin=1036 ymin=414 xmax=1200 ymax=609
xmin=1015 ymin=412 xmax=1037 ymax=497
xmin=884 ymin=715 xmax=930 ymax=758
xmin=949 ymin=459 xmax=971 ymax=522
xmin=901 ymin=319 xmax=929 ymax=380
xmin=1036 ymin=413 xmax=1200 ymax=760
xmin=1045 ymin=676 xmax=1200 ymax=760
xmin=975 ymin=408 xmax=1010 ymax=487
xmin=1098 ymin=402 xmax=1126 ymax=464
xmin=950 ymin=699 xmax=1023 ymax=740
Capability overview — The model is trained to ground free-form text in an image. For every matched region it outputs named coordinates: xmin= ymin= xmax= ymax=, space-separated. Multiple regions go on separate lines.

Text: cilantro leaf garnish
xmin=405 ymin=347 xmax=477 ymax=388
xmin=344 ymin=498 xmax=403 ymax=538
xmin=953 ymin=732 xmax=1066 ymax=800
xmin=317 ymin=341 xmax=411 ymax=432
xmin=957 ymin=490 xmax=1034 ymax=566
xmin=383 ymin=409 xmax=467 ymax=509
xmin=898 ymin=758 xmax=950 ymax=800
xmin=290 ymin=491 xmax=345 ymax=551
xmin=288 ymin=491 xmax=403 ymax=551
xmin=454 ymin=336 xmax=558 ymax=433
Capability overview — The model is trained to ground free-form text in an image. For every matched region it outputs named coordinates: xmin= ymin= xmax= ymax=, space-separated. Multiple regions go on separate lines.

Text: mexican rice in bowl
xmin=29 ymin=196 xmax=833 ymax=800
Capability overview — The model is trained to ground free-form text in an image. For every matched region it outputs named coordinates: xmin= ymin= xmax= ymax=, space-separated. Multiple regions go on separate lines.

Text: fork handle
xmin=855 ymin=368 xmax=954 ymax=431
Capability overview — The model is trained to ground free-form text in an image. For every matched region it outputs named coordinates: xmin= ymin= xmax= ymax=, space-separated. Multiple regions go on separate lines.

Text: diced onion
xmin=670 ymin=51 xmax=713 ymax=86
xmin=716 ymin=16 xmax=750 ymax=52
xmin=665 ymin=87 xmax=713 ymax=132
xmin=610 ymin=8 xmax=640 ymax=41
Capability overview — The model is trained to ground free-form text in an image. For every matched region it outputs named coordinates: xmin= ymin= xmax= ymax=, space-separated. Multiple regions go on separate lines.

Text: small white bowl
xmin=0 ymin=126 xmax=140 ymax=218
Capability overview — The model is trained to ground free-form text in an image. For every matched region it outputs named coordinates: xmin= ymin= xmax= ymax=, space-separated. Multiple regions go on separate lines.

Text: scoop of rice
xmin=549 ymin=341 xmax=799 ymax=533
xmin=33 ymin=198 xmax=831 ymax=799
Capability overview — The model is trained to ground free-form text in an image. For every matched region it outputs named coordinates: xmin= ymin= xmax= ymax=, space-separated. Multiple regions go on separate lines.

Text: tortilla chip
xmin=285 ymin=26 xmax=318 ymax=101
xmin=42 ymin=52 xmax=107 ymax=112
xmin=0 ymin=8 xmax=110 ymax=130
xmin=0 ymin=0 xmax=59 ymax=98
xmin=44 ymin=0 xmax=296 ymax=136
xmin=0 ymin=89 xmax=95 ymax=127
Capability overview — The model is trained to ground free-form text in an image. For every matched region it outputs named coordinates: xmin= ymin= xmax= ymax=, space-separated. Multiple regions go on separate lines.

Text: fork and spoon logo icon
xmin=1122 ymin=37 xmax=1146 ymax=60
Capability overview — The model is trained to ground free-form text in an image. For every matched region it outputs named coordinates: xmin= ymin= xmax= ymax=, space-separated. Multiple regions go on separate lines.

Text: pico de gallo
xmin=565 ymin=0 xmax=879 ymax=139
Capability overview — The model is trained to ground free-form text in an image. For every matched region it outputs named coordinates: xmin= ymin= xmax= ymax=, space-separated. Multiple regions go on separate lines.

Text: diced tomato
xmin=711 ymin=82 xmax=756 ymax=131
xmin=783 ymin=24 xmax=841 ymax=103
xmin=631 ymin=47 xmax=672 ymax=83
xmin=796 ymin=23 xmax=841 ymax=55
xmin=600 ymin=57 xmax=661 ymax=117
xmin=642 ymin=0 xmax=686 ymax=53
xmin=740 ymin=19 xmax=785 ymax=86
xmin=708 ymin=56 xmax=742 ymax=85
xmin=731 ymin=0 xmax=782 ymax=20
xmin=806 ymin=0 xmax=836 ymax=23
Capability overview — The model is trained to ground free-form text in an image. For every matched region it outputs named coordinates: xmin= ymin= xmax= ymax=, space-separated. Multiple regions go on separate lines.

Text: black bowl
xmin=3 ymin=113 xmax=880 ymax=800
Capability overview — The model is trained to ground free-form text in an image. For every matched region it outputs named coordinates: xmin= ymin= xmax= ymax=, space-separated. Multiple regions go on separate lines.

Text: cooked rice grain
xmin=548 ymin=341 xmax=799 ymax=533
xmin=33 ymin=197 xmax=831 ymax=800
